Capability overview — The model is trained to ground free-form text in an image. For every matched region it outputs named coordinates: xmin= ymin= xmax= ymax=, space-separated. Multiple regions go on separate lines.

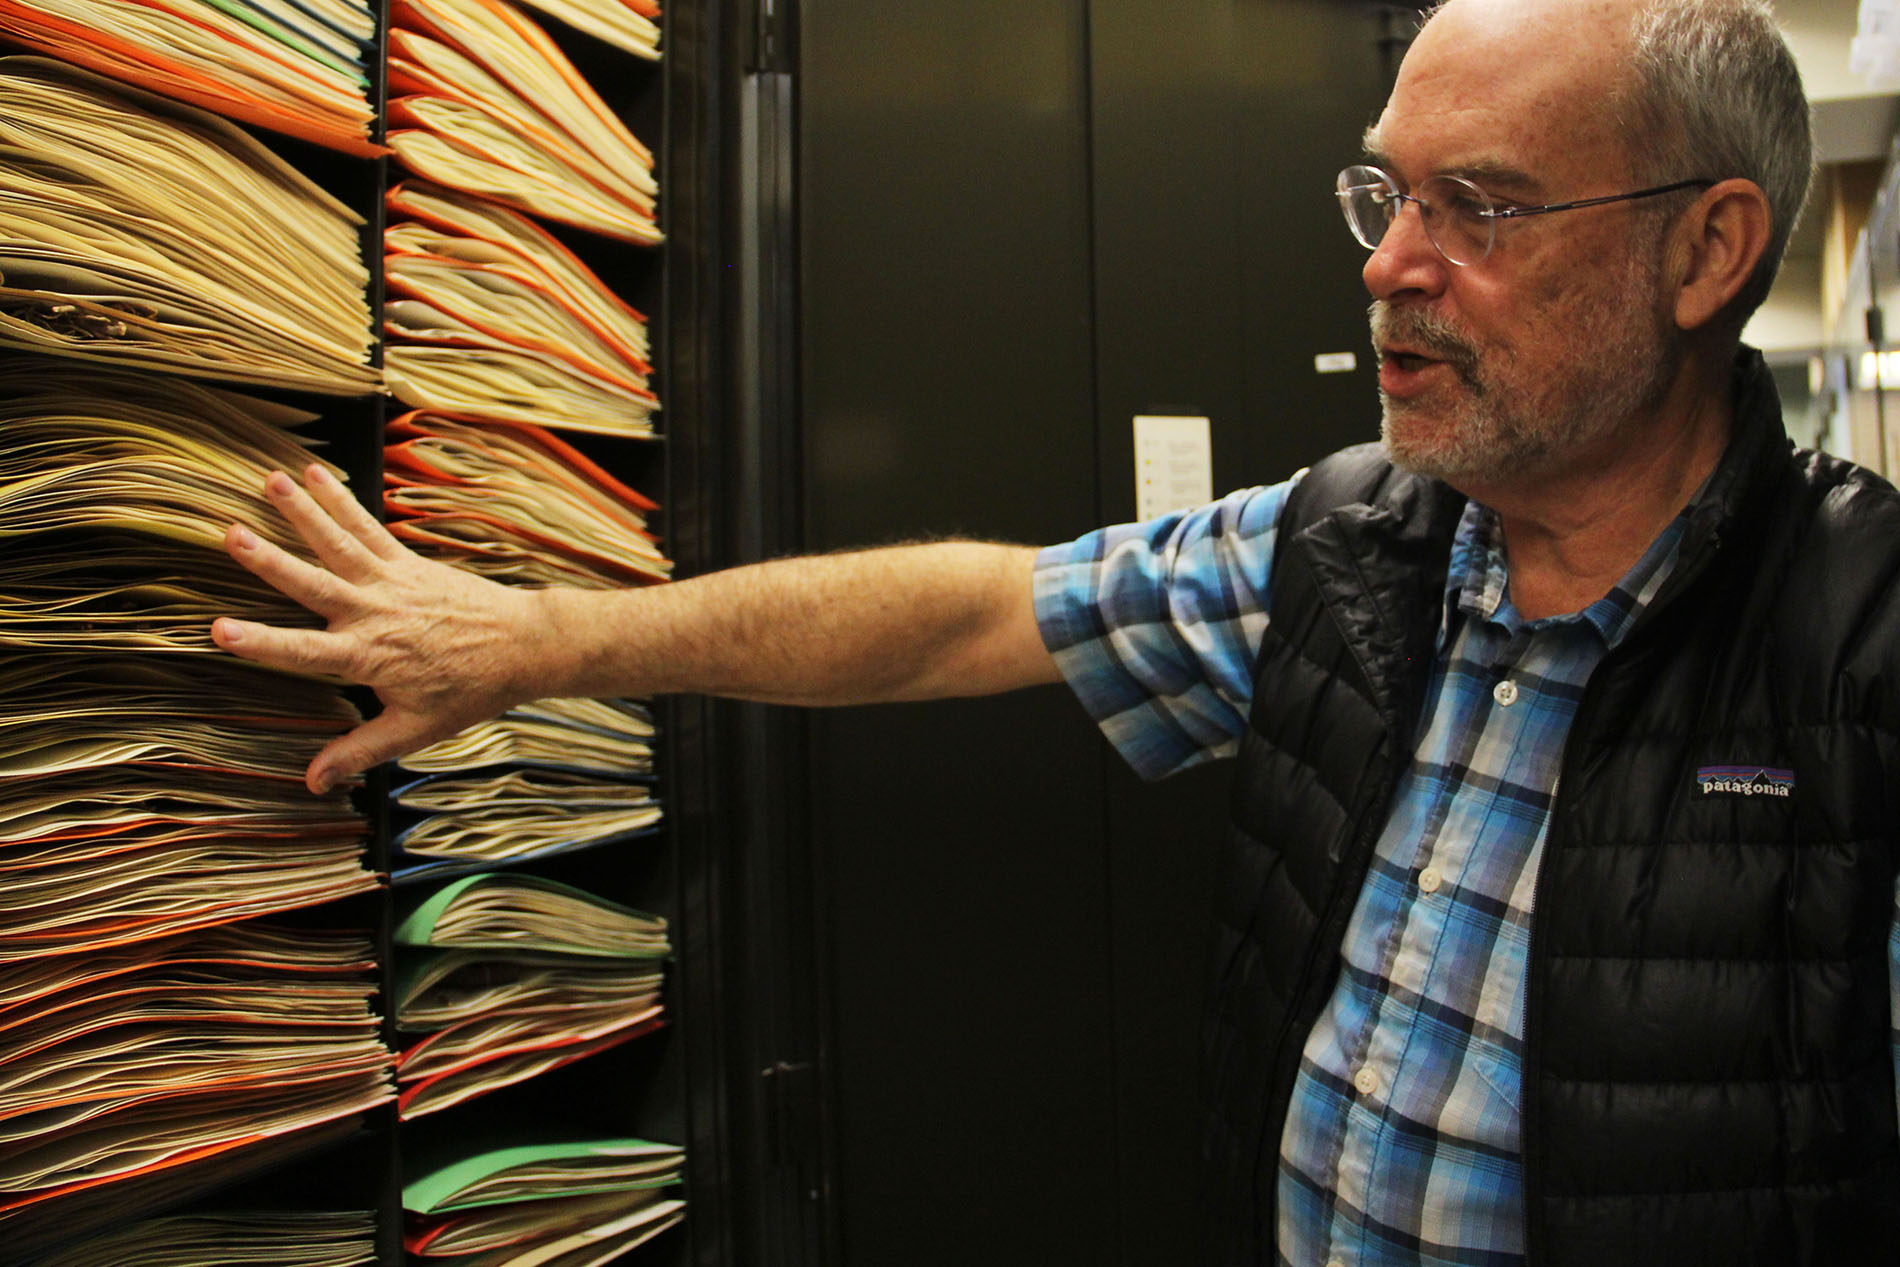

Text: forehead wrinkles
xmin=1373 ymin=2 xmax=1639 ymax=185
xmin=1413 ymin=0 xmax=1640 ymax=93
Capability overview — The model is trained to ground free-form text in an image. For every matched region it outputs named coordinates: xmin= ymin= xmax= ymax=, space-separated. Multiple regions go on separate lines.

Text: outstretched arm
xmin=212 ymin=464 xmax=1059 ymax=793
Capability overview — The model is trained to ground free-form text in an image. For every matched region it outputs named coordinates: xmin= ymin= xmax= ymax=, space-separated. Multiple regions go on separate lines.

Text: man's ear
xmin=1670 ymin=178 xmax=1774 ymax=332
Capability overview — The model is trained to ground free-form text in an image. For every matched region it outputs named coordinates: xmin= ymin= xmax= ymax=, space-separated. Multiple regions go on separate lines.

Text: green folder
xmin=404 ymin=1138 xmax=684 ymax=1214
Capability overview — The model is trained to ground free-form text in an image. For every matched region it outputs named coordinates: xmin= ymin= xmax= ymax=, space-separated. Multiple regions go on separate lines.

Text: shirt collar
xmin=1440 ymin=498 xmax=1691 ymax=651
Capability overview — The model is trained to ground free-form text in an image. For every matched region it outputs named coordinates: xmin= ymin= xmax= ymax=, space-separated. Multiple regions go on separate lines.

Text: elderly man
xmin=214 ymin=0 xmax=1896 ymax=1261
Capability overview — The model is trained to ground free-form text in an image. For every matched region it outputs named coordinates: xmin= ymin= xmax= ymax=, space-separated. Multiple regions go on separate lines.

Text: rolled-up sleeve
xmin=1032 ymin=477 xmax=1297 ymax=780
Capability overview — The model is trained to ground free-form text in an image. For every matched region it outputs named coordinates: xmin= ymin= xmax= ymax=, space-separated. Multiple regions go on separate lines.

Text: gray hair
xmin=1623 ymin=0 xmax=1815 ymax=325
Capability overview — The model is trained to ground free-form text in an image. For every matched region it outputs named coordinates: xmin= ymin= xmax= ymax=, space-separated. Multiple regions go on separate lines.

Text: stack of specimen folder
xmin=0 ymin=0 xmax=683 ymax=1252
xmin=387 ymin=0 xmax=661 ymax=246
xmin=401 ymin=698 xmax=655 ymax=776
xmin=384 ymin=411 xmax=667 ymax=581
xmin=0 ymin=0 xmax=380 ymax=153
xmin=0 ymin=59 xmax=378 ymax=393
xmin=0 ymin=927 xmax=392 ymax=1258
xmin=394 ymin=764 xmax=660 ymax=877
xmin=32 ymin=1210 xmax=378 ymax=1267
xmin=393 ymin=697 xmax=657 ymax=879
xmin=0 ymin=361 xmax=353 ymax=646
xmin=377 ymin=8 xmax=667 ymax=897
xmin=394 ymin=873 xmax=669 ymax=1118
xmin=405 ymin=1136 xmax=685 ymax=1264
xmin=0 ymin=656 xmax=374 ymax=956
xmin=389 ymin=182 xmax=652 ymax=371
xmin=383 ymin=179 xmax=659 ymax=437
xmin=0 ymin=366 xmax=378 ymax=945
xmin=0 ymin=353 xmax=389 ymax=1249
xmin=0 ymin=5 xmax=397 ymax=1235
xmin=510 ymin=0 xmax=658 ymax=62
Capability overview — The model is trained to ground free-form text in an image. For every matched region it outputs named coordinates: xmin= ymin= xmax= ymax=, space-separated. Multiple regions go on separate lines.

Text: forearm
xmin=212 ymin=465 xmax=1061 ymax=789
xmin=525 ymin=542 xmax=1059 ymax=707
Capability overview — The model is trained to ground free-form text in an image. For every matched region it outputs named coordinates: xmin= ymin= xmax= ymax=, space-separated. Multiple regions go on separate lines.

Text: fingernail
xmin=232 ymin=524 xmax=259 ymax=550
xmin=311 ymin=768 xmax=334 ymax=795
xmin=214 ymin=619 xmax=242 ymax=644
xmin=308 ymin=464 xmax=335 ymax=486
xmin=266 ymin=471 xmax=294 ymax=496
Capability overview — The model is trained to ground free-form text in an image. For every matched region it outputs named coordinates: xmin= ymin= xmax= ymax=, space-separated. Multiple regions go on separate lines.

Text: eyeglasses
xmin=1335 ymin=164 xmax=1715 ymax=266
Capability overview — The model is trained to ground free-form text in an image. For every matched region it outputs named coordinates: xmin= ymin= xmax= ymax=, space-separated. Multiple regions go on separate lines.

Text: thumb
xmin=307 ymin=708 xmax=455 ymax=794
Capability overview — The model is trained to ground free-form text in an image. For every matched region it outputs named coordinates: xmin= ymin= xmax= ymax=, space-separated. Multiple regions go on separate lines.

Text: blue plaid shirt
xmin=1034 ymin=478 xmax=1900 ymax=1267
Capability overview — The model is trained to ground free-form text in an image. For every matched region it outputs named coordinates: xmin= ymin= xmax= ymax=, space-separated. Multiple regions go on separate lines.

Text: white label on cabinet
xmin=1134 ymin=414 xmax=1213 ymax=521
xmin=1314 ymin=351 xmax=1358 ymax=374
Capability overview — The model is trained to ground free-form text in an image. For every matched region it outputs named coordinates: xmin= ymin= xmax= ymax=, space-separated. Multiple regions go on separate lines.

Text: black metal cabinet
xmin=751 ymin=2 xmax=1413 ymax=1262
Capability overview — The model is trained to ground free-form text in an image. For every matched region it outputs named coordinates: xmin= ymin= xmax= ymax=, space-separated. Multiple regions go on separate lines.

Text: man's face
xmin=1361 ymin=0 xmax=1682 ymax=493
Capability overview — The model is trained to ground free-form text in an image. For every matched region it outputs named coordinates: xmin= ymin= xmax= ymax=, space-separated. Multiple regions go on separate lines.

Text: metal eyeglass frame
xmin=1335 ymin=164 xmax=1717 ymax=265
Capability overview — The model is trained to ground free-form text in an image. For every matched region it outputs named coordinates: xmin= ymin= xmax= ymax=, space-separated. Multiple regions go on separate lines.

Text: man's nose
xmin=1362 ymin=199 xmax=1450 ymax=303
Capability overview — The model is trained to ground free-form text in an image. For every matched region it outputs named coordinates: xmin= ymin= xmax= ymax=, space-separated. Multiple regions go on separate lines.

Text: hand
xmin=211 ymin=464 xmax=551 ymax=794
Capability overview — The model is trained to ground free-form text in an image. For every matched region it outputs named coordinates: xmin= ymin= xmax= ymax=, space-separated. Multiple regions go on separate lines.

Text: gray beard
xmin=1370 ymin=280 xmax=1676 ymax=487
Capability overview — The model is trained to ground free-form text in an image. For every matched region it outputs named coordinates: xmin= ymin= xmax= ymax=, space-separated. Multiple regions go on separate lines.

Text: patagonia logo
xmin=1696 ymin=765 xmax=1794 ymax=798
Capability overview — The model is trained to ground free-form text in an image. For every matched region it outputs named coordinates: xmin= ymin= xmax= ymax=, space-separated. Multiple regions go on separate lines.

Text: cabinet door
xmin=792 ymin=1 xmax=1409 ymax=1262
xmin=1088 ymin=2 xmax=1404 ymax=1260
xmin=798 ymin=1 xmax=1117 ymax=1263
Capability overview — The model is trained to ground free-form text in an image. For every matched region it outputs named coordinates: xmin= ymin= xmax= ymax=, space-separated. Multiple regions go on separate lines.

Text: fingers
xmin=298 ymin=462 xmax=409 ymax=564
xmin=216 ymin=465 xmax=475 ymax=795
xmin=261 ymin=468 xmax=388 ymax=583
xmin=224 ymin=463 xmax=504 ymax=794
xmin=211 ymin=615 xmax=360 ymax=678
xmin=223 ymin=522 xmax=357 ymax=619
xmin=306 ymin=707 xmax=451 ymax=795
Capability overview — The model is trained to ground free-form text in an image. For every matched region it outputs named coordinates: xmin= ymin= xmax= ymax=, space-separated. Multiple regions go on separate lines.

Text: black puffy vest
xmin=1201 ymin=352 xmax=1900 ymax=1265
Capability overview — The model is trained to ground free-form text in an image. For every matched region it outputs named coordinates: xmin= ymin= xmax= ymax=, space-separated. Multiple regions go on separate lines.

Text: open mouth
xmin=1388 ymin=351 xmax=1435 ymax=372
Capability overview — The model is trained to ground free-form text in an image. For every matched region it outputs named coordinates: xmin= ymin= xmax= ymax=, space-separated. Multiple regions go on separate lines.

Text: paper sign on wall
xmin=1134 ymin=414 xmax=1213 ymax=521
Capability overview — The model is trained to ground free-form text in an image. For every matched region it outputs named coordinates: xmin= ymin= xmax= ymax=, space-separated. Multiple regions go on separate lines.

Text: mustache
xmin=1368 ymin=302 xmax=1480 ymax=382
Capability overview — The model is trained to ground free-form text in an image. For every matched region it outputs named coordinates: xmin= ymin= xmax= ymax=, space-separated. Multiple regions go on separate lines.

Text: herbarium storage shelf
xmin=0 ymin=0 xmax=734 ymax=1262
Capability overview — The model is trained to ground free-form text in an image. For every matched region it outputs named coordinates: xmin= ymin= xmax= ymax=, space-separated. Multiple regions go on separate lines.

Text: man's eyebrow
xmin=1443 ymin=159 xmax=1543 ymax=196
xmin=1359 ymin=123 xmax=1384 ymax=162
xmin=1354 ymin=143 xmax=1547 ymax=200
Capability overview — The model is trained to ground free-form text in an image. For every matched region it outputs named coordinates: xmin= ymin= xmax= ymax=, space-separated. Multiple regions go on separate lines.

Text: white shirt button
xmin=1418 ymin=866 xmax=1443 ymax=894
xmin=1493 ymin=679 xmax=1519 ymax=706
xmin=1352 ymin=1066 xmax=1379 ymax=1096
